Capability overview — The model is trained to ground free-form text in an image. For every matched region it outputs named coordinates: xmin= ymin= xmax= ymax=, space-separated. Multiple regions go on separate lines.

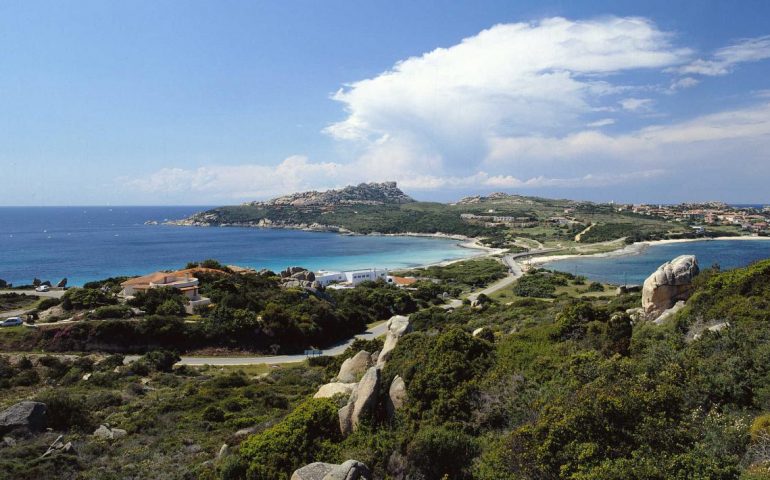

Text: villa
xmin=315 ymin=268 xmax=389 ymax=288
xmin=120 ymin=268 xmax=212 ymax=313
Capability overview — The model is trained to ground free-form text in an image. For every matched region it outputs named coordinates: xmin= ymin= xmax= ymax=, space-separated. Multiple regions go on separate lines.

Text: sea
xmin=0 ymin=207 xmax=477 ymax=286
xmin=543 ymin=239 xmax=770 ymax=285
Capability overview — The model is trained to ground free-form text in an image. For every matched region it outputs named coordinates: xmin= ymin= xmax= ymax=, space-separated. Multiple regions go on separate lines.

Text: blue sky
xmin=1 ymin=1 xmax=769 ymax=205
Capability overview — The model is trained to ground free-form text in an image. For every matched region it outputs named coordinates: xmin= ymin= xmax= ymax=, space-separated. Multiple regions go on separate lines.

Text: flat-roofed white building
xmin=315 ymin=268 xmax=389 ymax=287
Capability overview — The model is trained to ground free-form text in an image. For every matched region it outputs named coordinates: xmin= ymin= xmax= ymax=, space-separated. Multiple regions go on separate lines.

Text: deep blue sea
xmin=544 ymin=239 xmax=770 ymax=285
xmin=0 ymin=207 xmax=476 ymax=286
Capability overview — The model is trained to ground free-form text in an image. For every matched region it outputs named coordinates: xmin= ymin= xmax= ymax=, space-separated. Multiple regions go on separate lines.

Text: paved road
xmin=462 ymin=248 xmax=560 ymax=305
xmin=124 ymin=320 xmax=391 ymax=366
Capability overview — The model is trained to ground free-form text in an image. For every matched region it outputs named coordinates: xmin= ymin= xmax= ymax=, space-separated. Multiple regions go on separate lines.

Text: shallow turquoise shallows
xmin=0 ymin=207 xmax=476 ymax=286
xmin=543 ymin=239 xmax=770 ymax=285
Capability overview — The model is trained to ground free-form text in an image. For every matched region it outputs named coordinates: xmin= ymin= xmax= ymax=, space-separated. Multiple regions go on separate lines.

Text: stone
xmin=93 ymin=425 xmax=112 ymax=439
xmin=642 ymin=255 xmax=699 ymax=319
xmin=234 ymin=425 xmax=259 ymax=438
xmin=386 ymin=375 xmax=406 ymax=418
xmin=314 ymin=382 xmax=357 ymax=399
xmin=653 ymin=300 xmax=686 ymax=325
xmin=292 ymin=462 xmax=335 ymax=480
xmin=323 ymin=460 xmax=371 ymax=480
xmin=292 ymin=270 xmax=316 ymax=282
xmin=336 ymin=351 xmax=372 ymax=383
xmin=217 ymin=443 xmax=230 ymax=459
xmin=93 ymin=425 xmax=127 ymax=440
xmin=339 ymin=367 xmax=381 ymax=436
xmin=377 ymin=316 xmax=411 ymax=368
xmin=0 ymin=401 xmax=47 ymax=435
xmin=291 ymin=460 xmax=371 ymax=480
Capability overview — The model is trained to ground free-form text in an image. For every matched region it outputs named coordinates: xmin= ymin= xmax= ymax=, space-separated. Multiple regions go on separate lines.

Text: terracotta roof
xmin=390 ymin=276 xmax=417 ymax=286
xmin=121 ymin=267 xmax=226 ymax=287
xmin=121 ymin=272 xmax=168 ymax=286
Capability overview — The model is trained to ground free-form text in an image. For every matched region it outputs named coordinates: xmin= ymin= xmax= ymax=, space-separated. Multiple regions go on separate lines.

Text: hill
xmin=173 ymin=183 xmax=697 ymax=248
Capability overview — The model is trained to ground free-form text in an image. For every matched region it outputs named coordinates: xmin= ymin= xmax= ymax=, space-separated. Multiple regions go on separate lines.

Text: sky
xmin=1 ymin=0 xmax=770 ymax=206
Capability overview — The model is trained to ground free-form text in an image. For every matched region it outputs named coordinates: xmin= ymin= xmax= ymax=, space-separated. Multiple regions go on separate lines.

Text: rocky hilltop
xmin=248 ymin=181 xmax=414 ymax=207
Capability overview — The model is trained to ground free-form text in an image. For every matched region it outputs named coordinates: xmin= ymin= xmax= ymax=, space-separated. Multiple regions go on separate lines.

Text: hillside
xmin=173 ymin=182 xmax=695 ymax=247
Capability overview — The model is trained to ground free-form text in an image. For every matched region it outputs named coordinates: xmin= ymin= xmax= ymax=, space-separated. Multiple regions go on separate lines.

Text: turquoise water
xmin=0 ymin=207 xmax=477 ymax=286
xmin=543 ymin=239 xmax=770 ymax=285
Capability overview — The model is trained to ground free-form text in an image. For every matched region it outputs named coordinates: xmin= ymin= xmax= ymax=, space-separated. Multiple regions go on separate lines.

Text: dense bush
xmin=239 ymin=398 xmax=342 ymax=479
xmin=91 ymin=304 xmax=132 ymax=319
xmin=61 ymin=287 xmax=117 ymax=310
xmin=34 ymin=390 xmax=93 ymax=432
xmin=127 ymin=287 xmax=186 ymax=316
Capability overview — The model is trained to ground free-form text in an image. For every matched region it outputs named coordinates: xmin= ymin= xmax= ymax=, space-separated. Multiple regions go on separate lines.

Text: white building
xmin=315 ymin=268 xmax=389 ymax=288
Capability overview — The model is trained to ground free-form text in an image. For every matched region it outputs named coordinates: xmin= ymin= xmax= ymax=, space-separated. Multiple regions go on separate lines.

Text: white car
xmin=35 ymin=285 xmax=50 ymax=292
xmin=2 ymin=317 xmax=23 ymax=327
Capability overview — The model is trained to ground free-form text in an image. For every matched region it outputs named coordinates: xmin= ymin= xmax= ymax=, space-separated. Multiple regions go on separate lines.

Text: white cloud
xmin=619 ymin=97 xmax=654 ymax=112
xmin=324 ymin=16 xmax=690 ymax=178
xmin=124 ymin=156 xmax=344 ymax=200
xmin=678 ymin=35 xmax=770 ymax=76
xmin=123 ymin=18 xmax=770 ymax=202
xmin=586 ymin=118 xmax=616 ymax=128
xmin=487 ymin=102 xmax=770 ymax=164
xmin=669 ymin=77 xmax=700 ymax=91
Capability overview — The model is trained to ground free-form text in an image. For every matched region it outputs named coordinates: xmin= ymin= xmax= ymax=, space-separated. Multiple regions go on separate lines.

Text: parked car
xmin=35 ymin=285 xmax=50 ymax=292
xmin=2 ymin=317 xmax=23 ymax=327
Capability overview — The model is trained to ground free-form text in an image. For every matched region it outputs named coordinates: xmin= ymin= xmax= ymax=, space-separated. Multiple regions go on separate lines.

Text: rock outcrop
xmin=292 ymin=460 xmax=371 ymax=480
xmin=336 ymin=351 xmax=372 ymax=383
xmin=386 ymin=375 xmax=407 ymax=418
xmin=254 ymin=182 xmax=413 ymax=208
xmin=0 ymin=401 xmax=47 ymax=435
xmin=377 ymin=316 xmax=412 ymax=368
xmin=642 ymin=255 xmax=699 ymax=319
xmin=339 ymin=367 xmax=381 ymax=436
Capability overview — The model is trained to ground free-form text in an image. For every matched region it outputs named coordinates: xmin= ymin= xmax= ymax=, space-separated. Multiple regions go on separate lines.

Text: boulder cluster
xmin=279 ymin=266 xmax=322 ymax=290
xmin=296 ymin=315 xmax=412 ymax=479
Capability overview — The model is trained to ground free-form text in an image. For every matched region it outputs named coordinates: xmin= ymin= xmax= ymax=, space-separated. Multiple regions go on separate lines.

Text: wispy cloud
xmin=678 ymin=35 xmax=770 ymax=76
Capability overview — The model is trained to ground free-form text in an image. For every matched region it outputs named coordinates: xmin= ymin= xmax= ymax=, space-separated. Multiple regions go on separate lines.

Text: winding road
xmin=124 ymin=320 xmax=391 ymax=366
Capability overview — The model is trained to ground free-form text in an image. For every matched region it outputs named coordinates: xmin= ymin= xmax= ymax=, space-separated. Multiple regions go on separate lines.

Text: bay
xmin=543 ymin=239 xmax=770 ymax=285
xmin=0 ymin=207 xmax=477 ymax=286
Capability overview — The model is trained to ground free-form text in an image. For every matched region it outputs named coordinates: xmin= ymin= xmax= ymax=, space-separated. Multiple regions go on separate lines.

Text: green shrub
xmin=587 ymin=281 xmax=605 ymax=292
xmin=34 ymin=391 xmax=93 ymax=432
xmin=203 ymin=405 xmax=226 ymax=422
xmin=91 ymin=304 xmax=132 ymax=319
xmin=407 ymin=425 xmax=479 ymax=480
xmin=240 ymin=398 xmax=342 ymax=480
xmin=37 ymin=297 xmax=61 ymax=311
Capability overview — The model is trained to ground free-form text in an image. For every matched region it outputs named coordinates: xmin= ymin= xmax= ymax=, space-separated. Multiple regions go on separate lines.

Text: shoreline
xmin=168 ymin=221 xmax=502 ymax=271
xmin=528 ymin=235 xmax=770 ymax=267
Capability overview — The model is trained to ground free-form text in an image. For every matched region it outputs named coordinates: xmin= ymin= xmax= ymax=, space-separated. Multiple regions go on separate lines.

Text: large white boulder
xmin=642 ymin=255 xmax=699 ymax=319
xmin=339 ymin=367 xmax=381 ymax=436
xmin=313 ymin=382 xmax=357 ymax=399
xmin=386 ymin=375 xmax=407 ymax=418
xmin=292 ymin=460 xmax=371 ymax=480
xmin=336 ymin=351 xmax=372 ymax=383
